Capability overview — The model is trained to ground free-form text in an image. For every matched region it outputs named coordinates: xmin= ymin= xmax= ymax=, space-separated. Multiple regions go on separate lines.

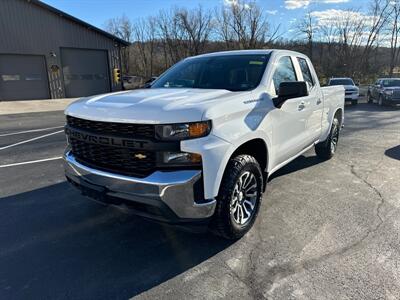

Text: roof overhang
xmin=28 ymin=0 xmax=130 ymax=46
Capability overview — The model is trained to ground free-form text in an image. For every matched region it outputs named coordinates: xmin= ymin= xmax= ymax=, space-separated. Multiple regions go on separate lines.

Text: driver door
xmin=373 ymin=80 xmax=381 ymax=100
xmin=270 ymin=56 xmax=310 ymax=165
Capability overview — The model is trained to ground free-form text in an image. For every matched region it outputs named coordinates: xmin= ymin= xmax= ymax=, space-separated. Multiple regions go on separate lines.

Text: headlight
xmin=155 ymin=121 xmax=211 ymax=141
xmin=385 ymin=90 xmax=394 ymax=96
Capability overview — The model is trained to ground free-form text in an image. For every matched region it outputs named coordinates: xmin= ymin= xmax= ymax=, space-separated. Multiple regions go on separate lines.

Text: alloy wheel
xmin=330 ymin=122 xmax=339 ymax=154
xmin=230 ymin=171 xmax=258 ymax=225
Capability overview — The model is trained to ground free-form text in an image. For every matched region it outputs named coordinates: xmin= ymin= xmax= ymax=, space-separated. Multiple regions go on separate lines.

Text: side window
xmin=272 ymin=56 xmax=297 ymax=94
xmin=297 ymin=57 xmax=314 ymax=87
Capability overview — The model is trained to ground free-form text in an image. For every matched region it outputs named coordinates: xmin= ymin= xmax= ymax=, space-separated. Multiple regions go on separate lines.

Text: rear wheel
xmin=210 ymin=155 xmax=263 ymax=240
xmin=351 ymin=100 xmax=358 ymax=106
xmin=315 ymin=117 xmax=340 ymax=160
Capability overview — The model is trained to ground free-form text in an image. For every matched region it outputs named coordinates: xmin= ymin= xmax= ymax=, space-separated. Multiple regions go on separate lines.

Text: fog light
xmin=162 ymin=152 xmax=202 ymax=165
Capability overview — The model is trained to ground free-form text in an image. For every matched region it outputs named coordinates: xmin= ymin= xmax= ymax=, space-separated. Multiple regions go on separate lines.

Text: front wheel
xmin=367 ymin=93 xmax=373 ymax=103
xmin=315 ymin=117 xmax=340 ymax=160
xmin=210 ymin=155 xmax=263 ymax=239
xmin=378 ymin=95 xmax=384 ymax=106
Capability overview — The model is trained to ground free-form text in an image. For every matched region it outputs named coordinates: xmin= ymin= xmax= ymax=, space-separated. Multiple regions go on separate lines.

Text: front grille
xmin=67 ymin=116 xmax=157 ymax=178
xmin=70 ymin=139 xmax=156 ymax=178
xmin=66 ymin=116 xmax=155 ymax=139
xmin=393 ymin=90 xmax=400 ymax=99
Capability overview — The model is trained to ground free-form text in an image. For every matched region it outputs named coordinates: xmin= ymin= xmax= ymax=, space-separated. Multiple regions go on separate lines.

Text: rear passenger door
xmin=296 ymin=57 xmax=323 ymax=143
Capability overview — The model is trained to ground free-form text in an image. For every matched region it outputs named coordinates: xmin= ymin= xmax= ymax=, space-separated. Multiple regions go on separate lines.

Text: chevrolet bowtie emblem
xmin=134 ymin=153 xmax=147 ymax=159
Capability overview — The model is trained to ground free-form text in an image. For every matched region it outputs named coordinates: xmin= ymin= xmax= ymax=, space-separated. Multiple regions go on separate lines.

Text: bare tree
xmin=176 ymin=6 xmax=214 ymax=56
xmin=104 ymin=15 xmax=133 ymax=73
xmin=318 ymin=18 xmax=339 ymax=78
xmin=216 ymin=0 xmax=280 ymax=49
xmin=389 ymin=0 xmax=400 ymax=76
xmin=298 ymin=11 xmax=316 ymax=61
xmin=335 ymin=9 xmax=367 ymax=76
xmin=103 ymin=0 xmax=399 ymax=85
xmin=215 ymin=6 xmax=235 ymax=49
xmin=147 ymin=17 xmax=157 ymax=77
xmin=361 ymin=0 xmax=391 ymax=73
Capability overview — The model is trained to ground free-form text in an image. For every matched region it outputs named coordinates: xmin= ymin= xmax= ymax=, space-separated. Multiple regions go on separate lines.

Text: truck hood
xmin=65 ymin=88 xmax=242 ymax=124
xmin=343 ymin=85 xmax=359 ymax=92
xmin=383 ymin=86 xmax=400 ymax=91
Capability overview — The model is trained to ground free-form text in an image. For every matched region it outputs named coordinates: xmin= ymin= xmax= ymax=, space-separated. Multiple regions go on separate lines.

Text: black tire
xmin=210 ymin=154 xmax=263 ymax=240
xmin=351 ymin=100 xmax=358 ymax=106
xmin=378 ymin=95 xmax=384 ymax=106
xmin=315 ymin=117 xmax=340 ymax=160
xmin=367 ymin=93 xmax=373 ymax=103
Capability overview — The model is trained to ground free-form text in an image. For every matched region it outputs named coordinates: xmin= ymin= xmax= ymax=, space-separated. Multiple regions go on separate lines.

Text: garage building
xmin=0 ymin=0 xmax=129 ymax=101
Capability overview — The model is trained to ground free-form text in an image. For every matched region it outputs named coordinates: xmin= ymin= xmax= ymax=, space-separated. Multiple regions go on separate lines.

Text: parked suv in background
xmin=328 ymin=77 xmax=359 ymax=105
xmin=368 ymin=78 xmax=400 ymax=106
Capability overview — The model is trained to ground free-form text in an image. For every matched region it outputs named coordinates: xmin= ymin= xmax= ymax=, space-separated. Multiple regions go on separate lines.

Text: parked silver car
xmin=368 ymin=78 xmax=400 ymax=106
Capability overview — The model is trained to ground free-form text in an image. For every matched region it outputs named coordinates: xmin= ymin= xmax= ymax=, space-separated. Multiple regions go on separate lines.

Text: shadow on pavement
xmin=385 ymin=145 xmax=400 ymax=161
xmin=345 ymin=102 xmax=400 ymax=112
xmin=341 ymin=103 xmax=400 ymax=133
xmin=268 ymin=155 xmax=323 ymax=181
xmin=0 ymin=183 xmax=232 ymax=300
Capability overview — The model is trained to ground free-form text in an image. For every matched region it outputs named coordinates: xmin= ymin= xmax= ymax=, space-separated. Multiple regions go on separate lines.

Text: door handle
xmin=298 ymin=101 xmax=306 ymax=110
xmin=317 ymin=98 xmax=322 ymax=105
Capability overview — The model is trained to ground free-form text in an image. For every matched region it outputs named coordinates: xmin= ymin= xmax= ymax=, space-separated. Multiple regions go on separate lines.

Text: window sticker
xmin=249 ymin=61 xmax=264 ymax=65
xmin=2 ymin=75 xmax=20 ymax=81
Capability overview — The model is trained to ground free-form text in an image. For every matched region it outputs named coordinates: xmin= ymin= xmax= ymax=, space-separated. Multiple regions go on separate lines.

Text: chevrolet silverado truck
xmin=64 ymin=50 xmax=344 ymax=239
xmin=367 ymin=78 xmax=400 ymax=106
xmin=328 ymin=77 xmax=359 ymax=105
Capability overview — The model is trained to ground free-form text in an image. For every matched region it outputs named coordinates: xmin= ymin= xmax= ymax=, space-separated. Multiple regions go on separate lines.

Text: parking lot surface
xmin=0 ymin=103 xmax=399 ymax=299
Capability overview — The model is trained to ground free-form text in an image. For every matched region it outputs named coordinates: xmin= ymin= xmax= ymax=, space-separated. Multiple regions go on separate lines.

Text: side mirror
xmin=273 ymin=81 xmax=308 ymax=108
xmin=355 ymin=83 xmax=359 ymax=86
xmin=143 ymin=77 xmax=158 ymax=88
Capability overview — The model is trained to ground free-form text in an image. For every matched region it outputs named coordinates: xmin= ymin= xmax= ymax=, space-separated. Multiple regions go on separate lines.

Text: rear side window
xmin=272 ymin=56 xmax=297 ymax=94
xmin=297 ymin=57 xmax=314 ymax=87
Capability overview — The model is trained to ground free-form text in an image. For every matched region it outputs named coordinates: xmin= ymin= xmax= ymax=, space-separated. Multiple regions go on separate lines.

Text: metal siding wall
xmin=0 ymin=0 xmax=122 ymax=99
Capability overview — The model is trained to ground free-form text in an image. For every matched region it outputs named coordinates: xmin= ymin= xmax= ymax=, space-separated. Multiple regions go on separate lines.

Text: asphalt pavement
xmin=0 ymin=102 xmax=399 ymax=299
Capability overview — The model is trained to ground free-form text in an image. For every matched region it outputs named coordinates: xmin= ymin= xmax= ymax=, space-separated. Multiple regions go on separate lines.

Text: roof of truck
xmin=330 ymin=77 xmax=354 ymax=80
xmin=189 ymin=49 xmax=307 ymax=59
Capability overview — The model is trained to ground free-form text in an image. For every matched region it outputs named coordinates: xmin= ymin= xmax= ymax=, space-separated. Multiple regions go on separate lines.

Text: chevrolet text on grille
xmin=65 ymin=127 xmax=148 ymax=149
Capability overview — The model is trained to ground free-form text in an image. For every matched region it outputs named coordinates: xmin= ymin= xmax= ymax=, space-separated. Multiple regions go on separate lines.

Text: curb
xmin=0 ymin=98 xmax=78 ymax=115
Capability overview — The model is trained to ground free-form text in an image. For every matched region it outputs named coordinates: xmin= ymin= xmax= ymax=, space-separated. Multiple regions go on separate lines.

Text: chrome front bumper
xmin=63 ymin=151 xmax=216 ymax=221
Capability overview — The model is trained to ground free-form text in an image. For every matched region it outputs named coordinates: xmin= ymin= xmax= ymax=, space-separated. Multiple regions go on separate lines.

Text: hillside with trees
xmin=104 ymin=0 xmax=400 ymax=84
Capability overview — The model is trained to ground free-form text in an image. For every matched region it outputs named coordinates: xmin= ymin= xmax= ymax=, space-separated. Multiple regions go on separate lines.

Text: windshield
xmin=382 ymin=79 xmax=400 ymax=87
xmin=329 ymin=79 xmax=354 ymax=86
xmin=151 ymin=54 xmax=270 ymax=92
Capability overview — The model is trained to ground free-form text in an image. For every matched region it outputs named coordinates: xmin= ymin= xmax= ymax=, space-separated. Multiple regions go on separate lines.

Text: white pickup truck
xmin=64 ymin=50 xmax=344 ymax=239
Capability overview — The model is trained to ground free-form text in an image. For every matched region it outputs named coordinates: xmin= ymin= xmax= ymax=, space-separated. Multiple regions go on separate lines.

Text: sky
xmin=41 ymin=0 xmax=370 ymax=39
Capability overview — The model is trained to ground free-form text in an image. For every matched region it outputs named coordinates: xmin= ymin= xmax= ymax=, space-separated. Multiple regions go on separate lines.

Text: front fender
xmin=181 ymin=134 xmax=233 ymax=199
